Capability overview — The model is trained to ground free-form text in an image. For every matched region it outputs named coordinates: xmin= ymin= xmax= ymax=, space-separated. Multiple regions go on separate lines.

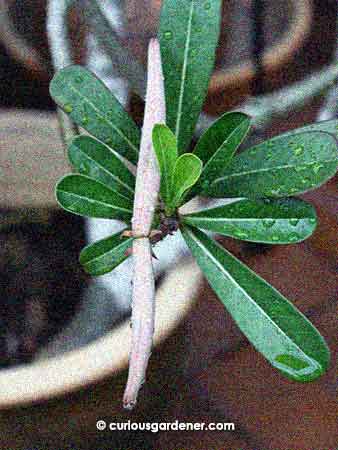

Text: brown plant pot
xmin=0 ymin=0 xmax=313 ymax=111
xmin=0 ymin=109 xmax=200 ymax=447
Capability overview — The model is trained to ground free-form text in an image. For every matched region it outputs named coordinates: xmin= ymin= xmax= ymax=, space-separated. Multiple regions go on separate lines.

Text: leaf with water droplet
xmin=274 ymin=354 xmax=310 ymax=370
xmin=160 ymin=0 xmax=222 ymax=151
xmin=205 ymin=131 xmax=338 ymax=198
xmin=63 ymin=103 xmax=73 ymax=113
xmin=56 ymin=174 xmax=133 ymax=221
xmin=313 ymin=163 xmax=324 ymax=174
xmin=181 ymin=197 xmax=317 ymax=244
xmin=68 ymin=135 xmax=135 ymax=200
xmin=181 ymin=225 xmax=330 ymax=383
xmin=293 ymin=146 xmax=304 ymax=156
xmin=50 ymin=65 xmax=140 ymax=164
xmin=264 ymin=219 xmax=276 ymax=228
xmin=164 ymin=30 xmax=173 ymax=40
xmin=186 ymin=112 xmax=250 ymax=202
xmin=234 ymin=230 xmax=248 ymax=239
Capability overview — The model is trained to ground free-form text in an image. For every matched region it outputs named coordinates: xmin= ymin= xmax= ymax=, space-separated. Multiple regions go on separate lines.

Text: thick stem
xmin=123 ymin=238 xmax=155 ymax=409
xmin=123 ymin=38 xmax=166 ymax=410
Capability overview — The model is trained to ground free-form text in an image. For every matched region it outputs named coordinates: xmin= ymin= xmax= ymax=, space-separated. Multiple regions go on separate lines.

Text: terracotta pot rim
xmin=0 ymin=0 xmax=312 ymax=90
xmin=209 ymin=0 xmax=313 ymax=96
xmin=0 ymin=258 xmax=199 ymax=409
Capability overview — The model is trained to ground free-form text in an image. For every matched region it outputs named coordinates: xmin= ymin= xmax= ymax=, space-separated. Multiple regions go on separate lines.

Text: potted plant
xmin=0 ymin=0 xmax=336 ymax=446
xmin=48 ymin=0 xmax=337 ymax=410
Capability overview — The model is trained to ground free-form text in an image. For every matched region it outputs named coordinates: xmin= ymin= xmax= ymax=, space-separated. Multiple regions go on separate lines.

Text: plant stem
xmin=123 ymin=38 xmax=166 ymax=410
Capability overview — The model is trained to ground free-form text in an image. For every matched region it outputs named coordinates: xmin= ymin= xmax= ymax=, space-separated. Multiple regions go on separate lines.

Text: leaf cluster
xmin=50 ymin=0 xmax=337 ymax=384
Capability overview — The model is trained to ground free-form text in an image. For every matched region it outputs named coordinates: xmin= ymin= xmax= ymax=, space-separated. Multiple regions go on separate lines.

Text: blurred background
xmin=0 ymin=0 xmax=337 ymax=448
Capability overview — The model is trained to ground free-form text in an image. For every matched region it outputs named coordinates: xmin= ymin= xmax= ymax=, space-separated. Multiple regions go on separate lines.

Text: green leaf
xmin=205 ymin=131 xmax=338 ymax=198
xmin=50 ymin=65 xmax=140 ymax=164
xmin=181 ymin=225 xmax=330 ymax=382
xmin=169 ymin=153 xmax=202 ymax=210
xmin=186 ymin=112 xmax=250 ymax=200
xmin=159 ymin=0 xmax=222 ymax=152
xmin=181 ymin=198 xmax=317 ymax=244
xmin=152 ymin=124 xmax=178 ymax=205
xmin=195 ymin=112 xmax=251 ymax=172
xmin=55 ymin=174 xmax=133 ymax=221
xmin=68 ymin=135 xmax=135 ymax=200
xmin=79 ymin=229 xmax=133 ymax=276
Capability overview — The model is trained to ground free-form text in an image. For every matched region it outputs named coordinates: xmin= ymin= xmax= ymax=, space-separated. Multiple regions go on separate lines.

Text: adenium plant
xmin=50 ymin=0 xmax=338 ymax=410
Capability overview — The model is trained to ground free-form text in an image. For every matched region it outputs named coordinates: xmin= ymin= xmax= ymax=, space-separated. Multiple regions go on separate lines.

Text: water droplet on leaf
xmin=264 ymin=219 xmax=276 ymax=228
xmin=82 ymin=115 xmax=89 ymax=125
xmin=204 ymin=2 xmax=211 ymax=10
xmin=64 ymin=104 xmax=73 ymax=113
xmin=271 ymin=235 xmax=279 ymax=242
xmin=313 ymin=163 xmax=323 ymax=174
xmin=234 ymin=230 xmax=248 ymax=239
xmin=164 ymin=31 xmax=173 ymax=40
xmin=293 ymin=146 xmax=304 ymax=156
xmin=275 ymin=354 xmax=310 ymax=370
xmin=290 ymin=218 xmax=299 ymax=226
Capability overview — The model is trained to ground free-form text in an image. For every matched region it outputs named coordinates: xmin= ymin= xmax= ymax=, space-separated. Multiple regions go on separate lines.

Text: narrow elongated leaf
xmin=68 ymin=135 xmax=135 ymax=200
xmin=181 ymin=198 xmax=317 ymax=244
xmin=50 ymin=65 xmax=140 ymax=164
xmin=56 ymin=174 xmax=133 ymax=221
xmin=181 ymin=225 xmax=330 ymax=382
xmin=206 ymin=131 xmax=338 ymax=198
xmin=186 ymin=112 xmax=251 ymax=201
xmin=169 ymin=153 xmax=202 ymax=209
xmin=160 ymin=0 xmax=222 ymax=152
xmin=152 ymin=124 xmax=178 ymax=205
xmin=79 ymin=229 xmax=133 ymax=276
xmin=194 ymin=112 xmax=251 ymax=176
